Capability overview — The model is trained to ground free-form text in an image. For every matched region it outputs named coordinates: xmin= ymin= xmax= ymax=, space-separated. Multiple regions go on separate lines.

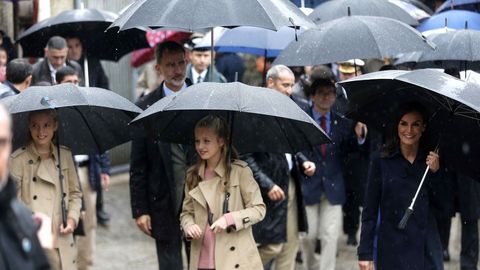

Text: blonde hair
xmin=186 ymin=115 xmax=238 ymax=190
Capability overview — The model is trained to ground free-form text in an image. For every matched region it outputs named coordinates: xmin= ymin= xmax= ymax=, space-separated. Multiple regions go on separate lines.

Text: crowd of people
xmin=0 ymin=5 xmax=479 ymax=270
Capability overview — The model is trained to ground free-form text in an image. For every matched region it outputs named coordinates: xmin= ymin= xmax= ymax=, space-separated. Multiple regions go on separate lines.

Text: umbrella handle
xmin=397 ymin=165 xmax=430 ymax=229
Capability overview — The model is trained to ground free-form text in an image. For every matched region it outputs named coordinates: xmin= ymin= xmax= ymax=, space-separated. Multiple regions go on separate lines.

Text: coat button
xmin=28 ymin=160 xmax=33 ymax=164
xmin=32 ymin=177 xmax=37 ymax=182
xmin=230 ymin=246 xmax=235 ymax=251
xmin=33 ymin=195 xmax=37 ymax=200
xmin=235 ymin=264 xmax=240 ymax=268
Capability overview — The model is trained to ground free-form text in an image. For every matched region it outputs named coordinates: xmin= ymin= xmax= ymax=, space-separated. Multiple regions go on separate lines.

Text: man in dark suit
xmin=31 ymin=36 xmax=84 ymax=86
xmin=186 ymin=44 xmax=226 ymax=84
xmin=242 ymin=65 xmax=315 ymax=270
xmin=130 ymin=41 xmax=192 ymax=270
xmin=301 ymin=78 xmax=367 ymax=270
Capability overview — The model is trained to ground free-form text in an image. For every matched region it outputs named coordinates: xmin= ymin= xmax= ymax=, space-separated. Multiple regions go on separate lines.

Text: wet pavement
xmin=93 ymin=172 xmax=473 ymax=270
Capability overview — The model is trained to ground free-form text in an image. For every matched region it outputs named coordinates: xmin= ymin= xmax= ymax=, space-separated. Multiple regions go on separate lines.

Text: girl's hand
xmin=59 ymin=218 xmax=76 ymax=235
xmin=358 ymin=260 xmax=374 ymax=270
xmin=210 ymin=216 xmax=228 ymax=233
xmin=186 ymin=224 xmax=202 ymax=240
xmin=426 ymin=151 xmax=440 ymax=173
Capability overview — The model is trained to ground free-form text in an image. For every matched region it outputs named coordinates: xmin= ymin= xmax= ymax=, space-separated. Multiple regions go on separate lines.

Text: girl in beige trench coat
xmin=9 ymin=109 xmax=82 ymax=270
xmin=180 ymin=115 xmax=266 ymax=270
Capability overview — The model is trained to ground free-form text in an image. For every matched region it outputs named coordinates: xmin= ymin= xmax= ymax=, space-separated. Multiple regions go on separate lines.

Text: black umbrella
xmin=308 ymin=0 xmax=418 ymax=25
xmin=109 ymin=0 xmax=314 ymax=82
xmin=2 ymin=84 xmax=143 ymax=154
xmin=17 ymin=8 xmax=149 ymax=61
xmin=109 ymin=0 xmax=314 ymax=32
xmin=338 ymin=69 xmax=480 ymax=227
xmin=395 ymin=28 xmax=480 ymax=70
xmin=273 ymin=14 xmax=435 ymax=67
xmin=130 ymin=82 xmax=331 ymax=154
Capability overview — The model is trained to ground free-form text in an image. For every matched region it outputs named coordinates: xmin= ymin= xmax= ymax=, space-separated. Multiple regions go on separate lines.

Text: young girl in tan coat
xmin=180 ymin=115 xmax=266 ymax=270
xmin=10 ymin=109 xmax=82 ymax=270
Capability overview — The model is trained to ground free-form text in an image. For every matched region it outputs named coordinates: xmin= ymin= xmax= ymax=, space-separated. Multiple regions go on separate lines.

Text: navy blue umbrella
xmin=417 ymin=10 xmax=480 ymax=31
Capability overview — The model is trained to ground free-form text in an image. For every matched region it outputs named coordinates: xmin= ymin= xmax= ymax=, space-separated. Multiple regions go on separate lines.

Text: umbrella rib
xmin=73 ymin=107 xmax=102 ymax=153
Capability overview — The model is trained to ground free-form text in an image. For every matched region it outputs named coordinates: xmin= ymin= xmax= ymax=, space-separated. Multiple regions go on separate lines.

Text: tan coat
xmin=10 ymin=143 xmax=82 ymax=270
xmin=180 ymin=159 xmax=266 ymax=270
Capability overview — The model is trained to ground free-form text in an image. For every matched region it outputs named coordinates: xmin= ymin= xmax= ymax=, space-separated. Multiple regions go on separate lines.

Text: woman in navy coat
xmin=358 ymin=102 xmax=446 ymax=270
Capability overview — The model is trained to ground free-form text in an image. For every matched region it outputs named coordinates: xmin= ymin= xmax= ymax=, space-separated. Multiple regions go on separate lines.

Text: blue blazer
xmin=302 ymin=108 xmax=359 ymax=205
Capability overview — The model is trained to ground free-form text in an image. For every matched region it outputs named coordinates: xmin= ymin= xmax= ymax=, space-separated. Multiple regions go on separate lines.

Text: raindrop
xmin=462 ymin=142 xmax=470 ymax=155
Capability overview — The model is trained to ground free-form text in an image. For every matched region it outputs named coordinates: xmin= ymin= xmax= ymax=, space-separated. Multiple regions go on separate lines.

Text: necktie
xmin=197 ymin=75 xmax=202 ymax=84
xmin=320 ymin=115 xmax=327 ymax=157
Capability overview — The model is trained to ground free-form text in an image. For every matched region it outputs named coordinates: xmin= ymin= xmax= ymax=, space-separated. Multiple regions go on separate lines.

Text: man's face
xmin=0 ymin=50 xmax=7 ymax=66
xmin=0 ymin=108 xmax=11 ymax=183
xmin=46 ymin=48 xmax=68 ymax=70
xmin=311 ymin=85 xmax=336 ymax=112
xmin=156 ymin=50 xmax=187 ymax=90
xmin=267 ymin=71 xmax=295 ymax=96
xmin=60 ymin=74 xmax=79 ymax=85
xmin=66 ymin=37 xmax=83 ymax=61
xmin=339 ymin=69 xmax=362 ymax=81
xmin=190 ymin=50 xmax=211 ymax=73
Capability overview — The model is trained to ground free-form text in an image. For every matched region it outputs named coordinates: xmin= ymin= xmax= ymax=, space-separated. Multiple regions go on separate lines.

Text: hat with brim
xmin=338 ymin=59 xmax=365 ymax=74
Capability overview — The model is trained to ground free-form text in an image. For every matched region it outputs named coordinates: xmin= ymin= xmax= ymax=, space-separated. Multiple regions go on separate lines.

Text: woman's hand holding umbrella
xmin=426 ymin=151 xmax=440 ymax=173
xmin=59 ymin=217 xmax=76 ymax=235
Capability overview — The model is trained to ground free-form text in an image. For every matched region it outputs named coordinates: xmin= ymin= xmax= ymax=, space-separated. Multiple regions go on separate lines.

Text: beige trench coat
xmin=180 ymin=159 xmax=266 ymax=270
xmin=10 ymin=143 xmax=82 ymax=270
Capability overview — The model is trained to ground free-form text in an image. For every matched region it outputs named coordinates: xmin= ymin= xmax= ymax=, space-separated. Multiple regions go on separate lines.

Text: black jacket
xmin=0 ymin=177 xmax=50 ymax=270
xmin=129 ymin=81 xmax=194 ymax=241
xmin=242 ymin=152 xmax=309 ymax=245
xmin=31 ymin=58 xmax=84 ymax=86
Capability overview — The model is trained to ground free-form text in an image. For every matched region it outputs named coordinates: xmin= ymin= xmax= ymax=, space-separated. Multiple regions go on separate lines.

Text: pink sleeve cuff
xmin=224 ymin=213 xmax=235 ymax=226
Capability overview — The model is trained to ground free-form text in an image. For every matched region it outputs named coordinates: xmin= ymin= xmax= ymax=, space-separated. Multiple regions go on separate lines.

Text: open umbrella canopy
xmin=394 ymin=28 xmax=480 ymax=70
xmin=202 ymin=26 xmax=300 ymax=57
xmin=338 ymin=69 xmax=480 ymax=179
xmin=2 ymin=84 xmax=142 ymax=154
xmin=130 ymin=82 xmax=331 ymax=154
xmin=273 ymin=15 xmax=435 ymax=67
xmin=417 ymin=10 xmax=480 ymax=31
xmin=109 ymin=0 xmax=315 ymax=32
xmin=17 ymin=8 xmax=149 ymax=61
xmin=308 ymin=0 xmax=418 ymax=25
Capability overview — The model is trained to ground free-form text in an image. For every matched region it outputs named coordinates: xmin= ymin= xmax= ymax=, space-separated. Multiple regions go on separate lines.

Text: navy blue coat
xmin=302 ymin=109 xmax=359 ymax=205
xmin=358 ymin=151 xmax=447 ymax=270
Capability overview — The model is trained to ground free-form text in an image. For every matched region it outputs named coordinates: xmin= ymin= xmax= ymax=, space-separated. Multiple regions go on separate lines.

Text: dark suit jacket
xmin=242 ymin=152 xmax=309 ymax=245
xmin=129 ymin=81 xmax=194 ymax=241
xmin=31 ymin=58 xmax=84 ymax=86
xmin=186 ymin=64 xmax=226 ymax=83
xmin=302 ymin=108 xmax=361 ymax=205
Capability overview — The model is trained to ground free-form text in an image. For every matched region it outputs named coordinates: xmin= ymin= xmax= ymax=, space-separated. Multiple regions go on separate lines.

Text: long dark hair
xmin=186 ymin=115 xmax=238 ymax=190
xmin=382 ymin=102 xmax=430 ymax=157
